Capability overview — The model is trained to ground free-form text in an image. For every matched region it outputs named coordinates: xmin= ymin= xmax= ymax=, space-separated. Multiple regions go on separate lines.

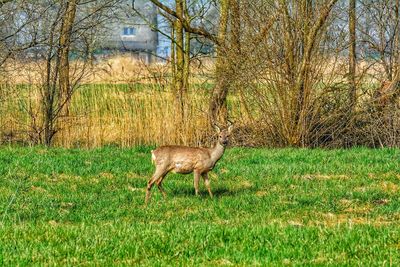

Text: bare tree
xmin=359 ymin=0 xmax=400 ymax=82
xmin=7 ymin=0 xmax=123 ymax=145
xmin=149 ymin=0 xmax=278 ymax=126
xmin=0 ymin=0 xmax=43 ymax=70
xmin=348 ymin=0 xmax=357 ymax=111
xmin=208 ymin=0 xmax=230 ymax=124
xmin=143 ymin=0 xmax=209 ymax=124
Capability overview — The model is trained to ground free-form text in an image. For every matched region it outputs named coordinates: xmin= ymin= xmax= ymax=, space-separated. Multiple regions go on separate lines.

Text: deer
xmin=145 ymin=121 xmax=233 ymax=205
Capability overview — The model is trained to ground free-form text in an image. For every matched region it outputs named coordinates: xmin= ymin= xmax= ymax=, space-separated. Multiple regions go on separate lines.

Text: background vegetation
xmin=0 ymin=0 xmax=399 ymax=148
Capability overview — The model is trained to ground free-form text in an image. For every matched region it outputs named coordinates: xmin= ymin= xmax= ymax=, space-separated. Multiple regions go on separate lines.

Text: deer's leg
xmin=194 ymin=171 xmax=201 ymax=196
xmin=156 ymin=174 xmax=168 ymax=198
xmin=145 ymin=166 xmax=167 ymax=205
xmin=202 ymin=173 xmax=213 ymax=198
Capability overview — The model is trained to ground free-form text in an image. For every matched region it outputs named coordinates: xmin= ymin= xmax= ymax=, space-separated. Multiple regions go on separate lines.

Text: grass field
xmin=1 ymin=146 xmax=400 ymax=265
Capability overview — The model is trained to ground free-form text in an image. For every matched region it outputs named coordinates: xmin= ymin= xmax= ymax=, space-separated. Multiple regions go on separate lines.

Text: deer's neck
xmin=210 ymin=142 xmax=225 ymax=164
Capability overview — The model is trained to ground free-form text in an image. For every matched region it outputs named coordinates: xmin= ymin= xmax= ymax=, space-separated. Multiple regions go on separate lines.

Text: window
xmin=122 ymin=27 xmax=136 ymax=36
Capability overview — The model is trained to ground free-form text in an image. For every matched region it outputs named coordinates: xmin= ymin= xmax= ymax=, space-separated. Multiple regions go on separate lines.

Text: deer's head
xmin=214 ymin=121 xmax=233 ymax=147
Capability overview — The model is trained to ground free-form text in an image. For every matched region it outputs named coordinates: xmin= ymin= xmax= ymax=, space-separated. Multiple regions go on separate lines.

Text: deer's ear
xmin=227 ymin=120 xmax=234 ymax=133
xmin=214 ymin=124 xmax=221 ymax=133
xmin=228 ymin=124 xmax=233 ymax=134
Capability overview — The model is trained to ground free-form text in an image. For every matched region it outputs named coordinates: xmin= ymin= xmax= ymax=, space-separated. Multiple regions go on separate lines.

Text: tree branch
xmin=0 ymin=0 xmax=13 ymax=7
xmin=149 ymin=0 xmax=219 ymax=45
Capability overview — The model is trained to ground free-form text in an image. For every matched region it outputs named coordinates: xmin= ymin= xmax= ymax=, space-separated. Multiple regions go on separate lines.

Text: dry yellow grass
xmin=0 ymin=84 xmax=248 ymax=148
xmin=0 ymin=54 xmax=256 ymax=147
xmin=3 ymin=55 xmax=214 ymax=85
xmin=1 ymin=85 xmax=214 ymax=147
xmin=0 ymin=56 xmax=228 ymax=147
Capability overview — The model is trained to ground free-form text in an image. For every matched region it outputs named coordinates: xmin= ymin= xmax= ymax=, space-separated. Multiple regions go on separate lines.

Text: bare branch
xmin=149 ymin=0 xmax=219 ymax=44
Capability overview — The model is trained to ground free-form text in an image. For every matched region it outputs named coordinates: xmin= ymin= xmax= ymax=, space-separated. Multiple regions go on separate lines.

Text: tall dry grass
xmin=58 ymin=85 xmax=212 ymax=147
xmin=0 ymin=56 xmax=248 ymax=148
xmin=1 ymin=84 xmax=248 ymax=148
xmin=1 ymin=55 xmax=399 ymax=148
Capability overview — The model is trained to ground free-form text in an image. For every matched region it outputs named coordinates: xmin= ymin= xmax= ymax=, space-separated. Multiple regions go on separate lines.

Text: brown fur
xmin=145 ymin=124 xmax=233 ymax=205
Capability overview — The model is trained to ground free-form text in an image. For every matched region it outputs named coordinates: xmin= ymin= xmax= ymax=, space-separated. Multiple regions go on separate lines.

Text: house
xmin=102 ymin=0 xmax=170 ymax=64
xmin=100 ymin=0 xmax=215 ymax=64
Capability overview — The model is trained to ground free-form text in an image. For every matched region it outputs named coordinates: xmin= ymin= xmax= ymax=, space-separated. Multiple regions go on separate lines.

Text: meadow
xmin=1 ymin=146 xmax=399 ymax=265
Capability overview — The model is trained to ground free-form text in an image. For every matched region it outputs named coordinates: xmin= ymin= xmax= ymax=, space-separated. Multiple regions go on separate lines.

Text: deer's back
xmin=151 ymin=145 xmax=211 ymax=173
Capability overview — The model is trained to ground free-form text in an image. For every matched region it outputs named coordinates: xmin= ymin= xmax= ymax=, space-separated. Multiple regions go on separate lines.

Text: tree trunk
xmin=393 ymin=0 xmax=400 ymax=82
xmin=231 ymin=0 xmax=241 ymax=55
xmin=58 ymin=0 xmax=77 ymax=116
xmin=292 ymin=0 xmax=314 ymax=146
xmin=174 ymin=0 xmax=185 ymax=121
xmin=183 ymin=0 xmax=190 ymax=94
xmin=170 ymin=20 xmax=176 ymax=92
xmin=209 ymin=0 xmax=230 ymax=125
xmin=44 ymin=30 xmax=57 ymax=146
xmin=348 ymin=0 xmax=357 ymax=111
xmin=43 ymin=5 xmax=64 ymax=146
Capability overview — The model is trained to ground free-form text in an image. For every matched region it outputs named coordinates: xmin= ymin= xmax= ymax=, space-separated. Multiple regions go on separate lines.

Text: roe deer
xmin=145 ymin=122 xmax=233 ymax=205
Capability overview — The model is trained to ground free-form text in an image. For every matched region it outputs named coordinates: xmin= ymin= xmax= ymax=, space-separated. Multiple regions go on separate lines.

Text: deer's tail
xmin=151 ymin=150 xmax=156 ymax=165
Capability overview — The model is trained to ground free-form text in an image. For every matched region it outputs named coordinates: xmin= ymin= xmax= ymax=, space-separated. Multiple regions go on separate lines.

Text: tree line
xmin=0 ymin=0 xmax=399 ymax=147
xmin=154 ymin=0 xmax=400 ymax=147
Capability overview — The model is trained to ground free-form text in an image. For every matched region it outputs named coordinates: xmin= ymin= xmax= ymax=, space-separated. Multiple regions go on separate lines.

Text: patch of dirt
xmin=30 ymin=185 xmax=47 ymax=193
xmin=379 ymin=181 xmax=398 ymax=193
xmin=288 ymin=220 xmax=304 ymax=227
xmin=214 ymin=259 xmax=234 ymax=266
xmin=339 ymin=199 xmax=353 ymax=206
xmin=312 ymin=212 xmax=391 ymax=227
xmin=338 ymin=199 xmax=373 ymax=214
xmin=255 ymin=190 xmax=268 ymax=197
xmin=343 ymin=205 xmax=372 ymax=214
xmin=373 ymin=199 xmax=390 ymax=205
xmin=239 ymin=180 xmax=253 ymax=189
xmin=127 ymin=172 xmax=144 ymax=179
xmin=297 ymin=174 xmax=350 ymax=180
xmin=57 ymin=173 xmax=83 ymax=181
xmin=127 ymin=185 xmax=144 ymax=192
xmin=100 ymin=172 xmax=114 ymax=179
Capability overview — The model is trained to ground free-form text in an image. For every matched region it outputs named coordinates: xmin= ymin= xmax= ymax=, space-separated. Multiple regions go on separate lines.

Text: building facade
xmin=102 ymin=0 xmax=157 ymax=63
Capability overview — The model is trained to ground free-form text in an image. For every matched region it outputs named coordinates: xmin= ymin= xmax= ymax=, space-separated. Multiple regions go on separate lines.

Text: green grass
xmin=1 ymin=147 xmax=400 ymax=265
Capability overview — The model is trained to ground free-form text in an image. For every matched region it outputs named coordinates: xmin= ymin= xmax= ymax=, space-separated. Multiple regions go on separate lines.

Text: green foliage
xmin=0 ymin=147 xmax=399 ymax=265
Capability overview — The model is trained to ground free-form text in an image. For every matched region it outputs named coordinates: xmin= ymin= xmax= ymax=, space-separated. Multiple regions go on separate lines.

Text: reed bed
xmin=61 ymin=83 xmax=211 ymax=147
xmin=0 ymin=82 xmax=247 ymax=148
xmin=0 ymin=56 xmax=238 ymax=147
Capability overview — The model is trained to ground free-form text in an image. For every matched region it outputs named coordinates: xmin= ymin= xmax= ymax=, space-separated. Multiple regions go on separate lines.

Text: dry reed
xmin=0 ymin=56 xmax=247 ymax=147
